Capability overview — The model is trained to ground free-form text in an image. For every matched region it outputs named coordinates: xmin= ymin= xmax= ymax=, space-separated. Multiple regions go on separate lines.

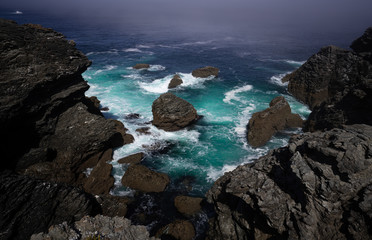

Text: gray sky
xmin=2 ymin=0 xmax=372 ymax=36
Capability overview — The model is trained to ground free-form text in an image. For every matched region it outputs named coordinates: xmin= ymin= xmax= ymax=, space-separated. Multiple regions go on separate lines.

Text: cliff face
xmin=0 ymin=19 xmax=131 ymax=185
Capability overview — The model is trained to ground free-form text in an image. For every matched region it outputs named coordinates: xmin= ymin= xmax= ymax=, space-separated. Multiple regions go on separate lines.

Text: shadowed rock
xmin=121 ymin=164 xmax=170 ymax=192
xmin=118 ymin=152 xmax=144 ymax=165
xmin=174 ymin=196 xmax=203 ymax=217
xmin=156 ymin=220 xmax=195 ymax=240
xmin=152 ymin=92 xmax=198 ymax=131
xmin=350 ymin=27 xmax=372 ymax=62
xmin=192 ymin=66 xmax=219 ymax=78
xmin=168 ymin=74 xmax=183 ymax=88
xmin=247 ymin=96 xmax=303 ymax=147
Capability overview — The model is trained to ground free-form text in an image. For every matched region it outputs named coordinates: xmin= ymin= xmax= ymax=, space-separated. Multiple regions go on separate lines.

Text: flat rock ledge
xmin=31 ymin=215 xmax=158 ymax=240
xmin=207 ymin=124 xmax=372 ymax=240
xmin=121 ymin=164 xmax=170 ymax=192
xmin=192 ymin=66 xmax=219 ymax=78
xmin=152 ymin=92 xmax=198 ymax=131
xmin=247 ymin=96 xmax=303 ymax=147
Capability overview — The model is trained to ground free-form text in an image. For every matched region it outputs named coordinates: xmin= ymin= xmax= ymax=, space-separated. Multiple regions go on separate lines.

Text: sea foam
xmin=223 ymin=85 xmax=253 ymax=104
xmin=269 ymin=72 xmax=290 ymax=86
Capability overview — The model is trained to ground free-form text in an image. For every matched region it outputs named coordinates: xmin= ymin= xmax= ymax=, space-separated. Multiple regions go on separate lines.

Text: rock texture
xmin=192 ymin=66 xmax=219 ymax=78
xmin=118 ymin=152 xmax=144 ymax=164
xmin=207 ymin=124 xmax=372 ymax=240
xmin=0 ymin=19 xmax=133 ymax=186
xmin=247 ymin=96 xmax=304 ymax=147
xmin=156 ymin=220 xmax=196 ymax=240
xmin=174 ymin=196 xmax=203 ymax=217
xmin=31 ymin=215 xmax=158 ymax=240
xmin=152 ymin=92 xmax=198 ymax=131
xmin=121 ymin=164 xmax=170 ymax=192
xmin=283 ymin=28 xmax=372 ymax=131
xmin=133 ymin=63 xmax=150 ymax=69
xmin=168 ymin=74 xmax=183 ymax=88
xmin=0 ymin=172 xmax=99 ymax=240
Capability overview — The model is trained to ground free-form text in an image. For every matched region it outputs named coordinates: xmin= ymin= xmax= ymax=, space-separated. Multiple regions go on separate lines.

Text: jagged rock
xmin=88 ymin=96 xmax=100 ymax=108
xmin=121 ymin=164 xmax=170 ymax=192
xmin=100 ymin=106 xmax=109 ymax=111
xmin=192 ymin=66 xmax=219 ymax=78
xmin=0 ymin=172 xmax=99 ymax=240
xmin=207 ymin=124 xmax=372 ymax=240
xmin=247 ymin=96 xmax=304 ymax=147
xmin=31 ymin=215 xmax=158 ymax=240
xmin=136 ymin=127 xmax=151 ymax=135
xmin=96 ymin=195 xmax=132 ymax=217
xmin=142 ymin=141 xmax=174 ymax=155
xmin=174 ymin=196 xmax=203 ymax=216
xmin=152 ymin=92 xmax=198 ymax=131
xmin=168 ymin=74 xmax=183 ymax=88
xmin=125 ymin=113 xmax=141 ymax=120
xmin=133 ymin=63 xmax=150 ymax=69
xmin=156 ymin=220 xmax=196 ymax=240
xmin=350 ymin=27 xmax=372 ymax=62
xmin=118 ymin=152 xmax=144 ymax=164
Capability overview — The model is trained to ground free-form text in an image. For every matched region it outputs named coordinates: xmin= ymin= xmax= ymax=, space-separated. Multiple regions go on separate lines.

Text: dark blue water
xmin=0 ymin=10 xmax=363 ymax=197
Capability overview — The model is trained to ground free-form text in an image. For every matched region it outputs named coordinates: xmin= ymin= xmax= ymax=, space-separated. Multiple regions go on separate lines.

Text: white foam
xmin=136 ymin=44 xmax=153 ymax=49
xmin=123 ymin=48 xmax=143 ymax=53
xmin=93 ymin=65 xmax=117 ymax=75
xmin=269 ymin=72 xmax=290 ymax=86
xmin=13 ymin=10 xmax=23 ymax=14
xmin=234 ymin=104 xmax=256 ymax=137
xmin=86 ymin=49 xmax=119 ymax=56
xmin=121 ymin=73 xmax=142 ymax=80
xmin=285 ymin=60 xmax=306 ymax=66
xmin=223 ymin=85 xmax=253 ymax=105
xmin=148 ymin=65 xmax=166 ymax=71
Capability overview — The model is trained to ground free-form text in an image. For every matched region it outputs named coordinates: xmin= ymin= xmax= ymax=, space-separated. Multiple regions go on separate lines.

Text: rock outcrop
xmin=0 ymin=19 xmax=133 ymax=186
xmin=0 ymin=172 xmax=100 ymax=240
xmin=350 ymin=27 xmax=372 ymax=62
xmin=168 ymin=74 xmax=183 ymax=88
xmin=133 ymin=63 xmax=150 ymax=69
xmin=31 ymin=215 xmax=158 ymax=240
xmin=207 ymin=124 xmax=372 ymax=240
xmin=192 ymin=66 xmax=219 ymax=78
xmin=152 ymin=92 xmax=198 ymax=131
xmin=121 ymin=164 xmax=170 ymax=192
xmin=174 ymin=196 xmax=203 ymax=217
xmin=247 ymin=96 xmax=304 ymax=147
xmin=156 ymin=220 xmax=196 ymax=240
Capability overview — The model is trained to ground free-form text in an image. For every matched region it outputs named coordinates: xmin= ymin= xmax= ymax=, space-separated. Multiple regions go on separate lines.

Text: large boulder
xmin=174 ymin=196 xmax=203 ymax=217
xmin=168 ymin=74 xmax=183 ymax=88
xmin=247 ymin=96 xmax=303 ymax=147
xmin=207 ymin=124 xmax=372 ymax=240
xmin=156 ymin=220 xmax=196 ymax=240
xmin=0 ymin=172 xmax=100 ymax=240
xmin=121 ymin=164 xmax=170 ymax=192
xmin=192 ymin=66 xmax=219 ymax=78
xmin=31 ymin=215 xmax=157 ymax=240
xmin=152 ymin=92 xmax=198 ymax=131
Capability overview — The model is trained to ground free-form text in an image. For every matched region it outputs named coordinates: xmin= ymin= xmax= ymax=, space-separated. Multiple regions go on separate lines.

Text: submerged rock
xmin=168 ymin=74 xmax=183 ymax=88
xmin=192 ymin=66 xmax=219 ymax=78
xmin=133 ymin=63 xmax=150 ymax=69
xmin=121 ymin=164 xmax=170 ymax=192
xmin=247 ymin=96 xmax=303 ymax=147
xmin=31 ymin=215 xmax=157 ymax=240
xmin=152 ymin=92 xmax=198 ymax=131
xmin=136 ymin=127 xmax=151 ymax=135
xmin=207 ymin=124 xmax=372 ymax=240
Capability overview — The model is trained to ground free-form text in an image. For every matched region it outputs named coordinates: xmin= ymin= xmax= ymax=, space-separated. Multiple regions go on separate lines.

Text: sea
xmin=1 ymin=10 xmax=365 ymax=197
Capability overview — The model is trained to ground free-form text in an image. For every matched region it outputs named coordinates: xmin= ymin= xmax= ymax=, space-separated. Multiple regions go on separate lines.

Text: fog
xmin=2 ymin=0 xmax=372 ymax=37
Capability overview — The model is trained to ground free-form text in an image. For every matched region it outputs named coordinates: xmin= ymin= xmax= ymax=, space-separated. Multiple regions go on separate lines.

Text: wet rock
xmin=207 ymin=124 xmax=372 ymax=240
xmin=125 ymin=113 xmax=141 ymax=120
xmin=0 ymin=172 xmax=99 ymax=240
xmin=192 ymin=66 xmax=219 ymax=78
xmin=168 ymin=74 xmax=183 ymax=88
xmin=100 ymin=106 xmax=109 ymax=111
xmin=142 ymin=141 xmax=174 ymax=155
xmin=121 ymin=164 xmax=170 ymax=192
xmin=152 ymin=92 xmax=198 ymax=131
xmin=156 ymin=220 xmax=196 ymax=240
xmin=247 ymin=96 xmax=304 ymax=147
xmin=88 ymin=96 xmax=100 ymax=109
xmin=174 ymin=196 xmax=203 ymax=216
xmin=31 ymin=215 xmax=158 ymax=240
xmin=136 ymin=127 xmax=151 ymax=135
xmin=133 ymin=63 xmax=150 ymax=69
xmin=118 ymin=152 xmax=144 ymax=165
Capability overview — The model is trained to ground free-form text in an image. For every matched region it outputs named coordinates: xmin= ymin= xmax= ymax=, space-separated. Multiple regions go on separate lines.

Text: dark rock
xmin=118 ymin=152 xmax=144 ymax=165
xmin=0 ymin=172 xmax=99 ymax=240
xmin=88 ymin=96 xmax=100 ymax=109
xmin=247 ymin=96 xmax=304 ymax=147
xmin=121 ymin=164 xmax=170 ymax=192
xmin=100 ymin=106 xmax=109 ymax=111
xmin=168 ymin=74 xmax=183 ymax=88
xmin=133 ymin=63 xmax=150 ymax=69
xmin=152 ymin=92 xmax=198 ymax=131
xmin=112 ymin=119 xmax=134 ymax=145
xmin=156 ymin=220 xmax=196 ymax=240
xmin=174 ymin=196 xmax=203 ymax=217
xmin=125 ymin=113 xmax=141 ymax=120
xmin=136 ymin=127 xmax=151 ymax=135
xmin=192 ymin=66 xmax=219 ymax=78
xmin=97 ymin=195 xmax=133 ymax=217
xmin=31 ymin=215 xmax=157 ymax=240
xmin=350 ymin=27 xmax=372 ymax=62
xmin=207 ymin=124 xmax=372 ymax=240
xmin=142 ymin=141 xmax=174 ymax=155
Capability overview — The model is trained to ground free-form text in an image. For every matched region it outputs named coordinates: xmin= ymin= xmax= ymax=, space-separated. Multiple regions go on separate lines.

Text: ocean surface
xmin=1 ymin=10 xmax=362 ymax=197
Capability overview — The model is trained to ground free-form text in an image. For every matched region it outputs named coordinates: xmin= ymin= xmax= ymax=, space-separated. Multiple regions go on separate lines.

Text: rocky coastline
xmin=1 ymin=17 xmax=371 ymax=240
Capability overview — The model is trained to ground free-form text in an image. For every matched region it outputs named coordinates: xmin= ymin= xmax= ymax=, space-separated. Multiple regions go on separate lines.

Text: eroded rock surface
xmin=152 ymin=92 xmax=198 ymax=131
xmin=133 ymin=63 xmax=150 ymax=69
xmin=192 ymin=66 xmax=219 ymax=78
xmin=247 ymin=96 xmax=303 ymax=147
xmin=168 ymin=74 xmax=183 ymax=88
xmin=207 ymin=124 xmax=372 ymax=240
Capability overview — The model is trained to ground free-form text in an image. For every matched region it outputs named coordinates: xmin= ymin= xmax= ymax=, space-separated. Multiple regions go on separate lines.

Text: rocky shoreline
xmin=1 ymin=18 xmax=371 ymax=240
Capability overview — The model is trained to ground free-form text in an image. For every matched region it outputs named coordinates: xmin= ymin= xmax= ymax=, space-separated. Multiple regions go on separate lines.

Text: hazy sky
xmin=1 ymin=0 xmax=372 ymax=36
